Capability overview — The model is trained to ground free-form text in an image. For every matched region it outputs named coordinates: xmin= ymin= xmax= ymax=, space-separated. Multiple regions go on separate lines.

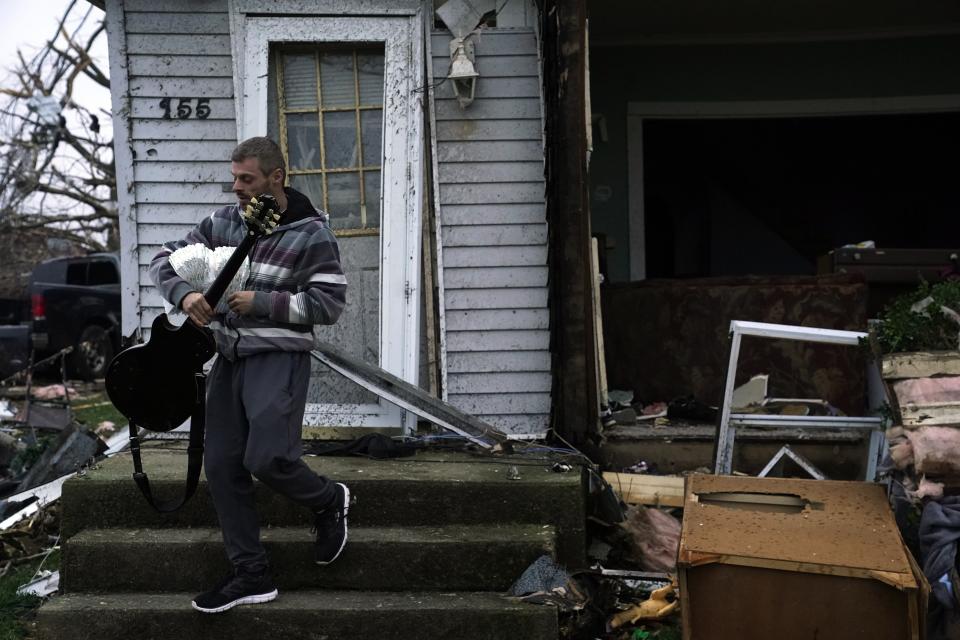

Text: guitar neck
xmin=203 ymin=232 xmax=258 ymax=308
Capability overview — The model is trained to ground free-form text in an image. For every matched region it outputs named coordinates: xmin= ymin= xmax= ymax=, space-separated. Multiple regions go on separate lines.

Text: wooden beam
xmin=542 ymin=0 xmax=596 ymax=443
xmin=603 ymin=472 xmax=685 ymax=508
xmin=592 ymin=237 xmax=609 ymax=413
xmin=882 ymin=351 xmax=960 ymax=379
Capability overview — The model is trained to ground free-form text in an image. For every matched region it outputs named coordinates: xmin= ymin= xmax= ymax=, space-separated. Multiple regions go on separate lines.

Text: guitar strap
xmin=129 ymin=372 xmax=206 ymax=513
xmin=112 ymin=196 xmax=281 ymax=513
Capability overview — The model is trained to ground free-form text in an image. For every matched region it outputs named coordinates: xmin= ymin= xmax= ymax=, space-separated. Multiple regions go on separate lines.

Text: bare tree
xmin=0 ymin=0 xmax=115 ymax=252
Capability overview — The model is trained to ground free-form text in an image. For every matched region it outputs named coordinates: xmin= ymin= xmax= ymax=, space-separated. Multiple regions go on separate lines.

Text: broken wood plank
xmin=604 ymin=424 xmax=865 ymax=442
xmin=591 ymin=238 xmax=609 ymax=416
xmin=603 ymin=472 xmax=685 ymax=508
xmin=900 ymin=402 xmax=960 ymax=426
xmin=882 ymin=351 xmax=960 ymax=379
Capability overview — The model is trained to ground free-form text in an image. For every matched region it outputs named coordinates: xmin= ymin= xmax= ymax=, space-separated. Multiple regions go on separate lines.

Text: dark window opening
xmin=642 ymin=112 xmax=960 ymax=280
xmin=87 ymin=261 xmax=119 ymax=286
xmin=65 ymin=263 xmax=87 ymax=286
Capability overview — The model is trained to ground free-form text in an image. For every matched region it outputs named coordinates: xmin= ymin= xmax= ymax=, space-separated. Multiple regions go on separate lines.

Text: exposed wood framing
xmin=424 ymin=8 xmax=449 ymax=401
xmin=542 ymin=0 xmax=596 ymax=443
xmin=421 ymin=118 xmax=440 ymax=397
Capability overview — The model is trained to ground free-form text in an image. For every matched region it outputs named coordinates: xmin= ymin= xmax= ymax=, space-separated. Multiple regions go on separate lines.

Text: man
xmin=149 ymin=137 xmax=350 ymax=614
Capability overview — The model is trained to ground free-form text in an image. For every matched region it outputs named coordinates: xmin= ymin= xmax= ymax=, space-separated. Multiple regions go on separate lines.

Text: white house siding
xmin=107 ymin=0 xmax=236 ymax=335
xmin=431 ymin=28 xmax=551 ymax=436
xmin=106 ymin=0 xmax=550 ymax=435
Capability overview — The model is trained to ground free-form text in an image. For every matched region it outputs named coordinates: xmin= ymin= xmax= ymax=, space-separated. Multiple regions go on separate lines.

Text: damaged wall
xmin=105 ymin=0 xmax=432 ymax=429
xmin=106 ymin=0 xmax=548 ymax=433
xmin=602 ymin=273 xmax=869 ymax=414
xmin=588 ymin=34 xmax=960 ymax=283
xmin=431 ymin=26 xmax=552 ymax=436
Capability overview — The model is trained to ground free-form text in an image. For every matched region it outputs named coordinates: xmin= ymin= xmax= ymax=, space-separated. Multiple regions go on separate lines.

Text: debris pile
xmin=874 ymin=280 xmax=960 ymax=639
xmin=562 ymin=462 xmax=684 ymax=639
xmin=0 ymin=503 xmax=58 ymax=571
xmin=508 ymin=555 xmax=588 ymax=611
xmin=884 ymin=357 xmax=960 ymax=501
xmin=0 ymin=381 xmax=105 ymax=494
xmin=0 ymin=353 xmax=128 ymax=606
xmin=607 ymin=582 xmax=678 ymax=631
xmin=601 ymin=389 xmax=718 ymax=429
xmin=615 ymin=506 xmax=681 ymax=574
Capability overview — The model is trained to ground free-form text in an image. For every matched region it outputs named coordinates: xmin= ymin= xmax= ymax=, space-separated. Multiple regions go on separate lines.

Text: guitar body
xmin=105 ymin=194 xmax=280 ymax=433
xmin=105 ymin=313 xmax=217 ymax=432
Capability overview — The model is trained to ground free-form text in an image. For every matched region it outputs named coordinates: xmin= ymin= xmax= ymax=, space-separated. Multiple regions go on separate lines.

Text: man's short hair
xmin=231 ymin=137 xmax=286 ymax=178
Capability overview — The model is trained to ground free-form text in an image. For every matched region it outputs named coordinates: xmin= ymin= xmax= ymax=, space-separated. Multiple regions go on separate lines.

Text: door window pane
xmin=360 ymin=109 xmax=382 ymax=167
xmin=357 ymin=54 xmax=384 ymax=105
xmin=289 ymin=173 xmax=324 ymax=211
xmin=286 ymin=113 xmax=321 ymax=170
xmin=327 ymin=172 xmax=361 ymax=229
xmin=364 ymin=170 xmax=381 ymax=227
xmin=323 ymin=111 xmax=358 ymax=169
xmin=272 ymin=46 xmax=385 ymax=231
xmin=282 ymin=54 xmax=318 ymax=108
xmin=320 ymin=54 xmax=355 ymax=108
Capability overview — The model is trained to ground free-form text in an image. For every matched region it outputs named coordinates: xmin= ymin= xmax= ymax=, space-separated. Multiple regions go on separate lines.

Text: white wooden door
xmin=234 ymin=14 xmax=423 ymax=430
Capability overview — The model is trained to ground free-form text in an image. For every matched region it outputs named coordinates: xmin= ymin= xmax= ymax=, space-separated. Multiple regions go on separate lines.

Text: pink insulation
xmin=906 ymin=426 xmax=960 ymax=476
xmin=892 ymin=376 xmax=960 ymax=406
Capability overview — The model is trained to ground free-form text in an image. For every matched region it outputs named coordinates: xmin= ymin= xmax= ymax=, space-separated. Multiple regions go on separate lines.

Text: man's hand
xmin=181 ymin=292 xmax=213 ymax=327
xmin=228 ymin=291 xmax=256 ymax=315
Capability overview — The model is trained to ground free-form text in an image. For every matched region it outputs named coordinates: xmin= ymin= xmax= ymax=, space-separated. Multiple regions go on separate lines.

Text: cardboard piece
xmin=678 ymin=474 xmax=928 ymax=640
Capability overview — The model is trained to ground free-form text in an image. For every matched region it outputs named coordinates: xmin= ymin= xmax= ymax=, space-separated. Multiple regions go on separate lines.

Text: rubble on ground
xmin=0 ymin=354 xmax=128 ymax=606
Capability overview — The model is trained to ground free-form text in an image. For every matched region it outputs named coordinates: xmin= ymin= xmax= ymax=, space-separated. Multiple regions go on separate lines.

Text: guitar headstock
xmin=241 ymin=194 xmax=282 ymax=237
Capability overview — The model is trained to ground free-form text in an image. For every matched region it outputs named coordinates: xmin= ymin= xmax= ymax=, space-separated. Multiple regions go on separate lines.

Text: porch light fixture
xmin=448 ymin=38 xmax=479 ymax=109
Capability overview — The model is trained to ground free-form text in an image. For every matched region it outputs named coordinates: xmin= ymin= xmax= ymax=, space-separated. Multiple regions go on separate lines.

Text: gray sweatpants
xmin=204 ymin=350 xmax=336 ymax=573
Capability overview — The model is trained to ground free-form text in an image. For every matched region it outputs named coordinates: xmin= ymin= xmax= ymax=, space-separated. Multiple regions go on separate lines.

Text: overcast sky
xmin=0 ymin=0 xmax=112 ymax=222
xmin=0 ymin=0 xmax=111 ymax=115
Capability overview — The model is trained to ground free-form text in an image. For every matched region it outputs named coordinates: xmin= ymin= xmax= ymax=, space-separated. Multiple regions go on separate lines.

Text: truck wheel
xmin=73 ymin=325 xmax=113 ymax=381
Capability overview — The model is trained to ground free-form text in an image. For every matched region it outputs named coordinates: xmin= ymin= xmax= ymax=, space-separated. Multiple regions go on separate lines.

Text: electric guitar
xmin=105 ymin=195 xmax=281 ymax=432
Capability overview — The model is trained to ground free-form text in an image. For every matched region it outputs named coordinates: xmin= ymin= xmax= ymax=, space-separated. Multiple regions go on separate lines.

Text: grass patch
xmin=0 ymin=550 xmax=59 ymax=640
xmin=72 ymin=391 xmax=125 ymax=430
xmin=651 ymin=624 xmax=682 ymax=640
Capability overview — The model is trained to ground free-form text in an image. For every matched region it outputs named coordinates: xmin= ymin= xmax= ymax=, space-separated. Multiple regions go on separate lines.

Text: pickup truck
xmin=0 ymin=287 xmax=29 ymax=379
xmin=0 ymin=324 xmax=29 ymax=379
xmin=29 ymin=253 xmax=121 ymax=380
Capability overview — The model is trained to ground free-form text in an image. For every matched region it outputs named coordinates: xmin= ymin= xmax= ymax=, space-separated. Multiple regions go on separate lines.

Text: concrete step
xmin=33 ymin=591 xmax=558 ymax=640
xmin=62 ymin=524 xmax=555 ymax=593
xmin=63 ymin=449 xmax=586 ymax=567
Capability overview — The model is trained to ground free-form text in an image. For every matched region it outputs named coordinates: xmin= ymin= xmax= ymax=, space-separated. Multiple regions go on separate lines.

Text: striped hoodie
xmin=149 ymin=187 xmax=346 ymax=359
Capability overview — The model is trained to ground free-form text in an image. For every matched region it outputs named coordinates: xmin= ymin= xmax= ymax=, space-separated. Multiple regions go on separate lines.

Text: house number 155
xmin=158 ymin=98 xmax=211 ymax=119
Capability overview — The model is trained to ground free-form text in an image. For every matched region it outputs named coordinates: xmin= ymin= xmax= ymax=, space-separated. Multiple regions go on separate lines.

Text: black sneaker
xmin=191 ymin=568 xmax=278 ymax=614
xmin=313 ymin=482 xmax=350 ymax=565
